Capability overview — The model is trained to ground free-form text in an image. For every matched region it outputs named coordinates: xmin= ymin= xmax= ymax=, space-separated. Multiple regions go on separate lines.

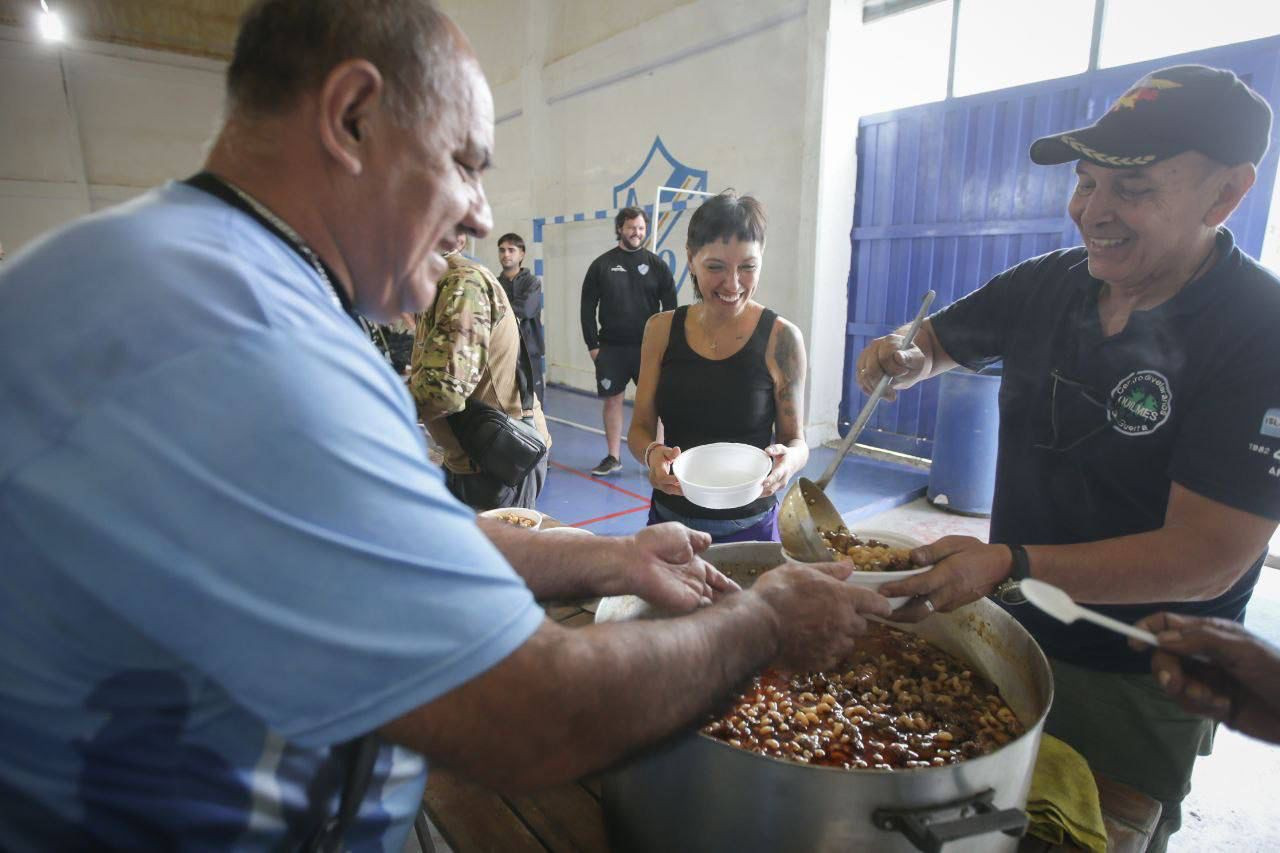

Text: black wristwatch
xmin=995 ymin=544 xmax=1030 ymax=605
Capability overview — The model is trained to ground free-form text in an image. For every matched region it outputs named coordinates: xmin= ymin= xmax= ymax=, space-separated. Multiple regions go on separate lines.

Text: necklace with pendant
xmin=699 ymin=307 xmax=743 ymax=353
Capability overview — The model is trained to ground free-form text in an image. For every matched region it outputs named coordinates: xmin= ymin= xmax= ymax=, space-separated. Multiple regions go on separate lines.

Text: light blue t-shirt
xmin=0 ymin=184 xmax=543 ymax=850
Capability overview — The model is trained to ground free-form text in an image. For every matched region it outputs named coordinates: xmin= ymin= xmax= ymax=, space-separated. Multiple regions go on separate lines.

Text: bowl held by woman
xmin=671 ymin=442 xmax=773 ymax=510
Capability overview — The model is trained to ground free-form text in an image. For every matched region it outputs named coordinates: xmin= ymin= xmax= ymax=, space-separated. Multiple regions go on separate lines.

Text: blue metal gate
xmin=841 ymin=35 xmax=1280 ymax=457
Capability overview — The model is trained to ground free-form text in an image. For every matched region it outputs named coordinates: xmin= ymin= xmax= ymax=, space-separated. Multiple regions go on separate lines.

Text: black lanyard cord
xmin=183 ymin=171 xmax=360 ymax=326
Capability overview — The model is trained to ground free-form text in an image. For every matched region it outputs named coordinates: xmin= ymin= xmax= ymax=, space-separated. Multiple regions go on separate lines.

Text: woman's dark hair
xmin=614 ymin=206 xmax=648 ymax=239
xmin=497 ymin=233 xmax=526 ymax=253
xmin=685 ymin=191 xmax=767 ymax=300
xmin=685 ymin=191 xmax=767 ymax=254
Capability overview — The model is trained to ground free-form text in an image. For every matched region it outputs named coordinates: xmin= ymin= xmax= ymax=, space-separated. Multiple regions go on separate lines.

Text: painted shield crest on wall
xmin=612 ymin=136 xmax=708 ymax=297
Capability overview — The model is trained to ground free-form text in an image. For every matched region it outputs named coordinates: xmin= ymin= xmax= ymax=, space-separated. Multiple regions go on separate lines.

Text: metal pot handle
xmin=872 ymin=788 xmax=1027 ymax=853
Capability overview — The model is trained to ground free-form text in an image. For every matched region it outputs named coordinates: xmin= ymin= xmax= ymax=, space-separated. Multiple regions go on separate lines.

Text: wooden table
xmin=423 ymin=597 xmax=1161 ymax=853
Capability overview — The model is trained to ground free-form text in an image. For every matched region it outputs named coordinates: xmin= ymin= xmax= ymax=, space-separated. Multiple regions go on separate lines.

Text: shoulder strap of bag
xmin=303 ymin=735 xmax=380 ymax=853
xmin=515 ymin=346 xmax=535 ymax=413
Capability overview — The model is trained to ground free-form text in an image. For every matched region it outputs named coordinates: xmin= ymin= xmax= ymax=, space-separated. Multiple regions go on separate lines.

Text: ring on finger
xmin=921 ymin=597 xmax=935 ymax=614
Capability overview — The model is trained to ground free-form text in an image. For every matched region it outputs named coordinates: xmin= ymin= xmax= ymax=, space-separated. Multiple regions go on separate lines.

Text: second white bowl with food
xmin=671 ymin=442 xmax=772 ymax=510
xmin=479 ymin=507 xmax=544 ymax=529
xmin=541 ymin=525 xmax=594 ymax=537
xmin=785 ymin=528 xmax=928 ymax=608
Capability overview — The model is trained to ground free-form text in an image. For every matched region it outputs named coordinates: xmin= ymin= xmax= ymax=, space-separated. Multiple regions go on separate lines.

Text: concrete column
xmin=794 ymin=0 xmax=865 ymax=446
xmin=56 ymin=50 xmax=94 ymax=215
xmin=522 ymin=0 xmax=551 ymax=223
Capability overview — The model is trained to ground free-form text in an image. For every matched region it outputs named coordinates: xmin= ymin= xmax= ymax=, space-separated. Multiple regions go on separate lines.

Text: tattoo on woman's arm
xmin=774 ymin=326 xmax=805 ymax=422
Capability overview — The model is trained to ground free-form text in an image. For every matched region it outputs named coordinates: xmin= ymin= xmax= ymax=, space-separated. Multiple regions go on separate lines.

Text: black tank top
xmin=653 ymin=306 xmax=778 ymax=520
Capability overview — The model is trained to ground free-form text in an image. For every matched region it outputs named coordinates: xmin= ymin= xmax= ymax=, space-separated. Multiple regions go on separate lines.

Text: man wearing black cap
xmin=858 ymin=65 xmax=1280 ymax=849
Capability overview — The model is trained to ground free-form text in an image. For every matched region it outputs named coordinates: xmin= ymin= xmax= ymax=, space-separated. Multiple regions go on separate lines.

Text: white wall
xmin=0 ymin=26 xmax=225 ymax=254
xmin=449 ymin=0 xmax=857 ymax=441
xmin=544 ymin=0 xmax=695 ymax=65
xmin=2 ymin=2 xmax=863 ymax=444
xmin=537 ymin=4 xmax=810 ymax=395
xmin=796 ymin=0 xmax=867 ymax=444
xmin=437 ymin=0 xmax=528 ymax=88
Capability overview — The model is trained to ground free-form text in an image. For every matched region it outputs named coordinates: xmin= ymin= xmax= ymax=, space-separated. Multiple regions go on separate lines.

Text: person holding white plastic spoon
xmin=1131 ymin=612 xmax=1280 ymax=746
xmin=868 ymin=67 xmax=1278 ymax=853
xmin=1019 ymin=578 xmax=1210 ymax=663
xmin=1019 ymin=578 xmax=1162 ymax=646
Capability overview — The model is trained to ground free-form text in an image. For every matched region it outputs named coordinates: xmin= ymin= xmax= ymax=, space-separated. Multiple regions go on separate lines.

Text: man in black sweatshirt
xmin=497 ymin=232 xmax=545 ymax=405
xmin=580 ymin=207 xmax=677 ymax=475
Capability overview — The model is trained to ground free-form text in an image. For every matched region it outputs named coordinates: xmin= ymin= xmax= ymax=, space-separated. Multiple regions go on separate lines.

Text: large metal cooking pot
xmin=595 ymin=541 xmax=1053 ymax=853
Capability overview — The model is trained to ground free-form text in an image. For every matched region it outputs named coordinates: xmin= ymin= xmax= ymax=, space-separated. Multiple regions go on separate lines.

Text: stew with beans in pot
xmin=702 ymin=624 xmax=1024 ymax=770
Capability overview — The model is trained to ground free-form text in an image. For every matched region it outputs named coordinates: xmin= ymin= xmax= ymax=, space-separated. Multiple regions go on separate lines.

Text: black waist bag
xmin=446 ymin=398 xmax=547 ymax=488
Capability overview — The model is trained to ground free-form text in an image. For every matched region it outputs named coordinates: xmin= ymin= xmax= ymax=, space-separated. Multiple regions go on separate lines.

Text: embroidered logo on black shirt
xmin=1110 ymin=370 xmax=1172 ymax=436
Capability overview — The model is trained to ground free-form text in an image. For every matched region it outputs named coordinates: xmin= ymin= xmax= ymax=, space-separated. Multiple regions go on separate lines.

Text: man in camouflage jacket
xmin=411 ymin=236 xmax=552 ymax=510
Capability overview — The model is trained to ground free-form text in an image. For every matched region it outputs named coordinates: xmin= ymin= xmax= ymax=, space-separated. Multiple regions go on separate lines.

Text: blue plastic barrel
xmin=927 ymin=367 xmax=1001 ymax=516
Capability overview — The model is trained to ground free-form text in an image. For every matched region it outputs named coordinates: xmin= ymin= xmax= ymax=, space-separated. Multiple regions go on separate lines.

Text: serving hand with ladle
xmin=853 ymin=315 xmax=955 ymax=401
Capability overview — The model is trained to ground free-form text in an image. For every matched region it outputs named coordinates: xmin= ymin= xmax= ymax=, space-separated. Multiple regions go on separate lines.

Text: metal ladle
xmin=779 ymin=290 xmax=936 ymax=562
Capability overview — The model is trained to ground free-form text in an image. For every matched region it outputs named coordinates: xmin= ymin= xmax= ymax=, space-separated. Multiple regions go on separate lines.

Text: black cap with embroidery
xmin=1030 ymin=64 xmax=1273 ymax=169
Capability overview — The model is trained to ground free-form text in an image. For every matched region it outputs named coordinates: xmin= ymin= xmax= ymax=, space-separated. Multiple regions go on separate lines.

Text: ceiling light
xmin=38 ymin=1 xmax=65 ymax=42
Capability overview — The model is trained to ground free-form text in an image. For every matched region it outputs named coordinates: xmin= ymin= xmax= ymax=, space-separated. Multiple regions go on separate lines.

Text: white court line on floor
xmin=544 ymin=414 xmax=631 ymax=441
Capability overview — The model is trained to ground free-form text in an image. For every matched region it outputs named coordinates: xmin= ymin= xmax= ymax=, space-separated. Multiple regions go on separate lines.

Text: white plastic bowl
xmin=541 ymin=525 xmax=594 ymax=537
xmin=478 ymin=507 xmax=544 ymax=529
xmin=672 ymin=442 xmax=772 ymax=510
xmin=784 ymin=528 xmax=928 ymax=608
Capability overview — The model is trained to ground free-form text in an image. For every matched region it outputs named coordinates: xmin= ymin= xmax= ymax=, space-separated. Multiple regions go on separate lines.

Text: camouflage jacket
xmin=410 ymin=255 xmax=550 ymax=474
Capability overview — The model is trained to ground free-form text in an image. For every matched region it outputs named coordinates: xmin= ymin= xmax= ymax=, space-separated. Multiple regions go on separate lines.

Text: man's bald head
xmin=226 ymin=0 xmax=471 ymax=126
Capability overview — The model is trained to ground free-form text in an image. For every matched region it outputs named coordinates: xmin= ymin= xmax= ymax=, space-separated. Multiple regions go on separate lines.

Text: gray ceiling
xmin=0 ymin=0 xmax=250 ymax=59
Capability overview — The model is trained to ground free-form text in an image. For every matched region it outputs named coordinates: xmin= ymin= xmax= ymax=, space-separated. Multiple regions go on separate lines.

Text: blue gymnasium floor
xmin=534 ymin=385 xmax=928 ymax=534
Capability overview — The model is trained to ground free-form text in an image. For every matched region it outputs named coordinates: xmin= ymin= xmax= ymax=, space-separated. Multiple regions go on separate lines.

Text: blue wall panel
xmin=842 ymin=35 xmax=1280 ymax=457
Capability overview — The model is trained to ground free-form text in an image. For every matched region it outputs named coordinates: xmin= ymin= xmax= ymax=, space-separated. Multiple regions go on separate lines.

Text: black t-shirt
xmin=654 ymin=307 xmax=779 ymax=520
xmin=931 ymin=228 xmax=1280 ymax=671
xmin=580 ymin=246 xmax=677 ymax=349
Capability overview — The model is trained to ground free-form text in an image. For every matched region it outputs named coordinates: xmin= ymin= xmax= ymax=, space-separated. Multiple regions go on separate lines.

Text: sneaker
xmin=590 ymin=455 xmax=623 ymax=476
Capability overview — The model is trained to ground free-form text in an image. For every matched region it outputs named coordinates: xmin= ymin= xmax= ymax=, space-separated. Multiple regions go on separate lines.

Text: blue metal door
xmin=842 ymin=35 xmax=1280 ymax=457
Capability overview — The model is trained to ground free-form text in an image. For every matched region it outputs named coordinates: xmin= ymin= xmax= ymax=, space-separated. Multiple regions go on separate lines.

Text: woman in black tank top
xmin=627 ymin=192 xmax=810 ymax=542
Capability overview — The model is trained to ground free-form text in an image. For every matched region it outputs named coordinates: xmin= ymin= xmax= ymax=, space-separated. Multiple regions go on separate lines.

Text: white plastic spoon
xmin=1022 ymin=579 xmax=1214 ymax=666
xmin=1020 ymin=578 xmax=1161 ymax=646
